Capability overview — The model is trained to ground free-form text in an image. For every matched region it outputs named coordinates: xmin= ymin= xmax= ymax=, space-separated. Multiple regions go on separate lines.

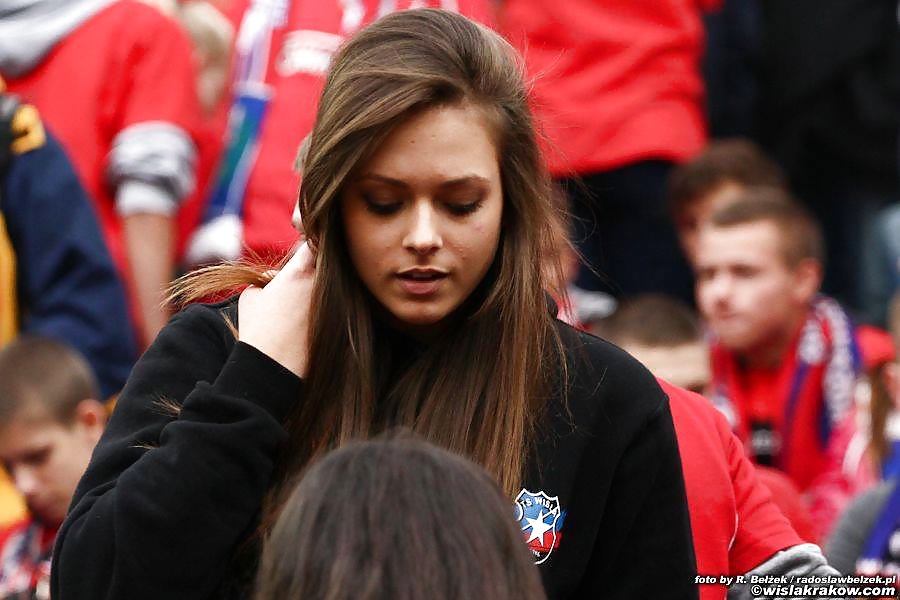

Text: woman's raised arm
xmin=51 ymin=302 xmax=302 ymax=600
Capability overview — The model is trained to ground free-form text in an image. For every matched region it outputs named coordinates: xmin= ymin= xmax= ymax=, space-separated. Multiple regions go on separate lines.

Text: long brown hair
xmin=172 ymin=8 xmax=566 ymax=524
xmin=254 ymin=435 xmax=547 ymax=600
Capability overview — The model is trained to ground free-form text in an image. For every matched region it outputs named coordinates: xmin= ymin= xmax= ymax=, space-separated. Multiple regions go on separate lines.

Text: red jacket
xmin=6 ymin=1 xmax=199 ymax=324
xmin=659 ymin=380 xmax=802 ymax=600
xmin=499 ymin=0 xmax=719 ymax=176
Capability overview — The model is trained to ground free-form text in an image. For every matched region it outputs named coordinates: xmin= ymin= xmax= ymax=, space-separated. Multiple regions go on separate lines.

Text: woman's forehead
xmin=355 ymin=104 xmax=501 ymax=186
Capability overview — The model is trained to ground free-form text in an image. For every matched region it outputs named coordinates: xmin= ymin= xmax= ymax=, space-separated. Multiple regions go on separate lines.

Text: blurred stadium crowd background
xmin=0 ymin=0 xmax=899 ymax=596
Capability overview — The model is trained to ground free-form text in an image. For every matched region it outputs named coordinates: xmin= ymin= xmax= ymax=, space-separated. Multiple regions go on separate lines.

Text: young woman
xmin=254 ymin=436 xmax=547 ymax=600
xmin=51 ymin=9 xmax=696 ymax=600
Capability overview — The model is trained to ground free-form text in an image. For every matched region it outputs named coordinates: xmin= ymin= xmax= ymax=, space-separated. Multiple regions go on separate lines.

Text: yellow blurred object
xmin=10 ymin=104 xmax=45 ymax=155
xmin=0 ymin=213 xmax=16 ymax=345
xmin=0 ymin=471 xmax=26 ymax=528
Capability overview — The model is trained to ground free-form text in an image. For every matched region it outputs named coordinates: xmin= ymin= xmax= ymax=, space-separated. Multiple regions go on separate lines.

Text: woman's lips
xmin=396 ymin=273 xmax=448 ymax=296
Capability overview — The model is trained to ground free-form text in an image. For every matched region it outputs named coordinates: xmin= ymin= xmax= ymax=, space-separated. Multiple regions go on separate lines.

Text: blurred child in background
xmin=0 ymin=338 xmax=108 ymax=600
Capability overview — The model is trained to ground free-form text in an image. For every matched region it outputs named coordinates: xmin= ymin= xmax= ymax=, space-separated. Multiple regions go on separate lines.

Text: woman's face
xmin=340 ymin=104 xmax=504 ymax=339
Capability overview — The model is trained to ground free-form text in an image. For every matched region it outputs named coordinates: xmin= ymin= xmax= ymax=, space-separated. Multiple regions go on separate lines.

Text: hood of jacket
xmin=0 ymin=0 xmax=114 ymax=78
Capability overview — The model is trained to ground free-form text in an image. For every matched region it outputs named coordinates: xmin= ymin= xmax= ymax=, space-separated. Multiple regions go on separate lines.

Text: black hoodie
xmin=51 ymin=299 xmax=697 ymax=600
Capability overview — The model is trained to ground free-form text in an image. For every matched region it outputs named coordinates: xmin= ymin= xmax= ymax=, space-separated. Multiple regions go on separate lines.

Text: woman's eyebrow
xmin=356 ymin=173 xmax=407 ymax=187
xmin=438 ymin=175 xmax=491 ymax=189
xmin=356 ymin=173 xmax=490 ymax=188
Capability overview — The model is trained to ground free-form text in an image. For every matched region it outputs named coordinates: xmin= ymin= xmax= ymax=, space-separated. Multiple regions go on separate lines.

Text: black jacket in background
xmin=760 ymin=0 xmax=900 ymax=176
xmin=51 ymin=299 xmax=697 ymax=599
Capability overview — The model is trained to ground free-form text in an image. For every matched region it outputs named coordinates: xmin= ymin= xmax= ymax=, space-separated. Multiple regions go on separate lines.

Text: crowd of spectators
xmin=0 ymin=0 xmax=898 ymax=597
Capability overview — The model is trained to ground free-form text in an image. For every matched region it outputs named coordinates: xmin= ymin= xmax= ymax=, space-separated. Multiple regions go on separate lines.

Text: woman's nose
xmin=402 ymin=200 xmax=442 ymax=254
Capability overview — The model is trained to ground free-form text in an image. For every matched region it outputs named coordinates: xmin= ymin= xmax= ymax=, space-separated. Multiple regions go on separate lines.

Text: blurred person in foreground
xmin=498 ymin=0 xmax=722 ymax=304
xmin=0 ymin=0 xmax=201 ymax=347
xmin=597 ymin=295 xmax=829 ymax=600
xmin=696 ymin=189 xmax=867 ymax=536
xmin=0 ymin=338 xmax=107 ymax=600
xmin=255 ymin=436 xmax=547 ymax=600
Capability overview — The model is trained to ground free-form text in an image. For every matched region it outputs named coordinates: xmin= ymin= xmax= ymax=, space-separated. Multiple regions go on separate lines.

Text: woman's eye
xmin=362 ymin=194 xmax=402 ymax=216
xmin=446 ymin=199 xmax=483 ymax=216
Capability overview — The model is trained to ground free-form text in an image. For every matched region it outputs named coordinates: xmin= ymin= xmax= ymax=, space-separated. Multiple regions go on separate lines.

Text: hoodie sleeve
xmin=50 ymin=302 xmax=302 ymax=600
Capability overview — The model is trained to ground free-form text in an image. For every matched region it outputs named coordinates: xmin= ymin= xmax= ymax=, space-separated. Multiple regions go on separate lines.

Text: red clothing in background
xmin=708 ymin=298 xmax=894 ymax=538
xmin=6 ymin=0 xmax=199 ymax=304
xmin=0 ymin=517 xmax=57 ymax=599
xmin=499 ymin=0 xmax=720 ymax=177
xmin=755 ymin=466 xmax=818 ymax=544
xmin=660 ymin=380 xmax=802 ymax=600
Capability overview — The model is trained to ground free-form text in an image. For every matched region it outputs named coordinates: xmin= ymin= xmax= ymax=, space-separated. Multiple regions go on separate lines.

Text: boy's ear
xmin=884 ymin=362 xmax=900 ymax=410
xmin=73 ymin=398 xmax=108 ymax=442
xmin=792 ymin=258 xmax=823 ymax=305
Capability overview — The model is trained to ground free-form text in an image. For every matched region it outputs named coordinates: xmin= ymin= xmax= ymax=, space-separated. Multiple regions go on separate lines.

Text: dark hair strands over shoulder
xmin=169 ymin=8 xmax=569 ymax=536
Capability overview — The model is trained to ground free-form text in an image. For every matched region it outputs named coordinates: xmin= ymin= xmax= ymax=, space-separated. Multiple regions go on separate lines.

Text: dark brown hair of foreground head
xmin=668 ymin=139 xmax=787 ymax=220
xmin=0 ymin=336 xmax=99 ymax=426
xmin=254 ymin=436 xmax=546 ymax=600
xmin=170 ymin=7 xmax=567 ymax=529
xmin=595 ymin=294 xmax=702 ymax=349
xmin=707 ymin=187 xmax=824 ymax=268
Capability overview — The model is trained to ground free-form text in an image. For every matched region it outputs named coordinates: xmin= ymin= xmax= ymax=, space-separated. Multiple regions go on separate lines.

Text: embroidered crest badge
xmin=514 ymin=489 xmax=565 ymax=564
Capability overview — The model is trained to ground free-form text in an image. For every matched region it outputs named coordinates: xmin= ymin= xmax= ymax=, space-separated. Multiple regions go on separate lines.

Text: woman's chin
xmin=384 ymin=305 xmax=457 ymax=341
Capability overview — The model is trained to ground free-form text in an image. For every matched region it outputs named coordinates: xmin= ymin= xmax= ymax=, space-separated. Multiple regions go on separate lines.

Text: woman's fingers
xmin=281 ymin=240 xmax=316 ymax=276
xmin=236 ymin=242 xmax=316 ymax=378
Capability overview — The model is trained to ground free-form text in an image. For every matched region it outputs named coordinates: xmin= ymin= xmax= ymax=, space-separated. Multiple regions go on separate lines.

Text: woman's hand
xmin=238 ymin=242 xmax=316 ymax=378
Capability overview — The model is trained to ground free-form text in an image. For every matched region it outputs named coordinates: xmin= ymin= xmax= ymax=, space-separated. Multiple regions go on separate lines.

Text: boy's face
xmin=0 ymin=406 xmax=102 ymax=527
xmin=695 ymin=221 xmax=816 ymax=356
